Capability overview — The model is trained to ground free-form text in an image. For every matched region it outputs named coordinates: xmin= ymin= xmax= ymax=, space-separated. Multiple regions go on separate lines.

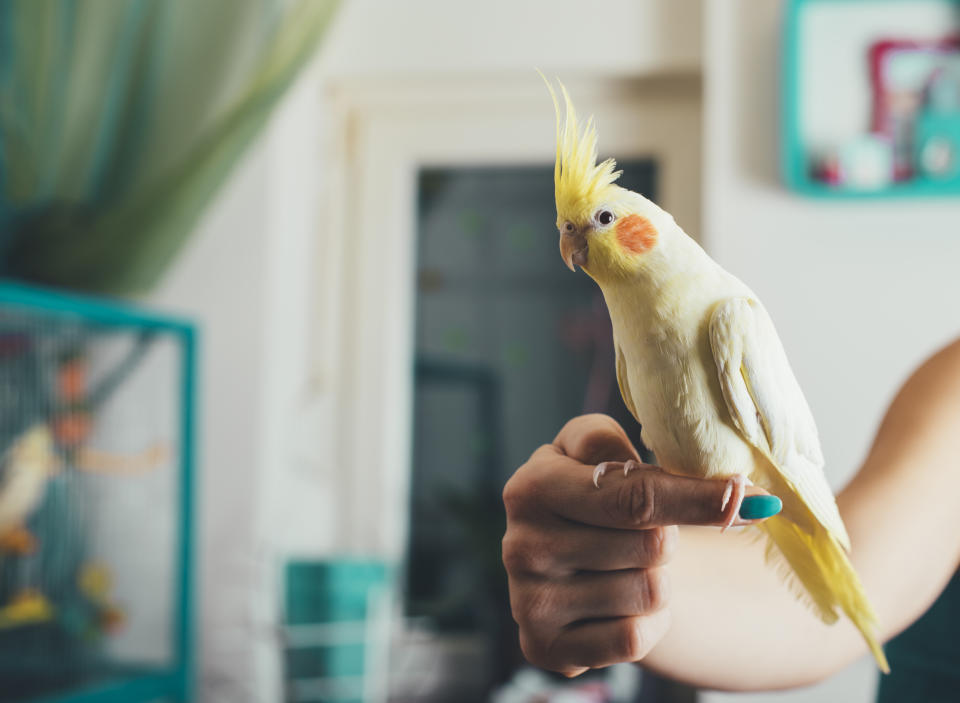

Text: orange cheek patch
xmin=616 ymin=214 xmax=658 ymax=254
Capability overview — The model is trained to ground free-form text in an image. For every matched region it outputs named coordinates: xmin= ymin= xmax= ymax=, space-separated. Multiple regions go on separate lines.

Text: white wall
xmin=143 ymin=2 xmax=704 ymax=700
xmin=703 ymin=2 xmax=960 ymax=702
xmin=148 ymin=57 xmax=330 ymax=702
xmin=321 ymin=0 xmax=702 ymax=78
xmin=150 ymin=136 xmax=271 ymax=703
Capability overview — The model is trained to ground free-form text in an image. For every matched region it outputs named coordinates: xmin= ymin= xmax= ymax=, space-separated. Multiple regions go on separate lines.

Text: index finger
xmin=525 ymin=444 xmax=772 ymax=529
xmin=554 ymin=414 xmax=640 ymax=466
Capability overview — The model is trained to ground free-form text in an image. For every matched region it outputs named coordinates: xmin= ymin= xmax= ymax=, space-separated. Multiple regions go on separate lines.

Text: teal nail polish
xmin=739 ymin=495 xmax=782 ymax=520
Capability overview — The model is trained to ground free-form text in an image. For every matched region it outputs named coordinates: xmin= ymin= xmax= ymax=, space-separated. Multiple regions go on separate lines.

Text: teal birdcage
xmin=0 ymin=283 xmax=196 ymax=702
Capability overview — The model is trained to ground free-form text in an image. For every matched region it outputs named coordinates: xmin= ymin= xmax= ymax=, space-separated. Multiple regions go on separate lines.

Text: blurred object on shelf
xmin=916 ymin=64 xmax=960 ymax=180
xmin=783 ymin=0 xmax=960 ymax=197
xmin=811 ymin=150 xmax=844 ymax=186
xmin=869 ymin=36 xmax=960 ymax=180
xmin=917 ymin=115 xmax=960 ymax=179
xmin=813 ymin=134 xmax=894 ymax=190
xmin=844 ymin=134 xmax=893 ymax=190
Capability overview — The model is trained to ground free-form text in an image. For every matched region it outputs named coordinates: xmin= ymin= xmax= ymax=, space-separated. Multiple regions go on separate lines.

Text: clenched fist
xmin=502 ymin=414 xmax=774 ymax=677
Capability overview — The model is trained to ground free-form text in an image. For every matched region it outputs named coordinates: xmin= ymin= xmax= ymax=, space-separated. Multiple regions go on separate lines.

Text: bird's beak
xmin=559 ymin=230 xmax=588 ymax=271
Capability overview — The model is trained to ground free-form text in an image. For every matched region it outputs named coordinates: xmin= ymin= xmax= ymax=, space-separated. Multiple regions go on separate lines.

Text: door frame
xmin=314 ymin=74 xmax=702 ymax=557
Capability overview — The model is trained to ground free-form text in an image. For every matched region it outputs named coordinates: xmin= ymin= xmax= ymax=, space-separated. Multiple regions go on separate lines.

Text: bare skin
xmin=502 ymin=338 xmax=960 ymax=689
xmin=502 ymin=415 xmax=775 ymax=677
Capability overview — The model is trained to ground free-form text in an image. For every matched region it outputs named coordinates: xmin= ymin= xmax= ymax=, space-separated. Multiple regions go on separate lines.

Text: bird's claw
xmin=719 ymin=473 xmax=753 ymax=532
xmin=593 ymin=459 xmax=641 ymax=488
xmin=593 ymin=462 xmax=612 ymax=488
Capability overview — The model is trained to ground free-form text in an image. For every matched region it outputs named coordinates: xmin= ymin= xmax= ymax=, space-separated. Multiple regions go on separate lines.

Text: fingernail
xmin=739 ymin=495 xmax=782 ymax=520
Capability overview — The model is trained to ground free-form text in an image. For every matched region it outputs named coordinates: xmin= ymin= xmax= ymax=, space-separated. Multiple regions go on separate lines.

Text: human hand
xmin=501 ymin=414 xmax=778 ymax=676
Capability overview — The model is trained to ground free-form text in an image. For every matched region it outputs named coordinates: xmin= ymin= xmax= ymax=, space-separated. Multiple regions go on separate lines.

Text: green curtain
xmin=0 ymin=0 xmax=339 ymax=294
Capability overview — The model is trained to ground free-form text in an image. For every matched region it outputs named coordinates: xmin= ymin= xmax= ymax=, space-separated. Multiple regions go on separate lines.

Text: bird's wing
xmin=615 ymin=342 xmax=640 ymax=423
xmin=709 ymin=297 xmax=850 ymax=550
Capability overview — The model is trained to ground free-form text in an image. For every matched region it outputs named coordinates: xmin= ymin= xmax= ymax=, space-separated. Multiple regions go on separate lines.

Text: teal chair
xmin=283 ymin=560 xmax=392 ymax=703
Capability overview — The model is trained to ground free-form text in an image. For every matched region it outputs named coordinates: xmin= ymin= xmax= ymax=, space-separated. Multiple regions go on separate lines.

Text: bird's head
xmin=546 ymin=80 xmax=672 ymax=284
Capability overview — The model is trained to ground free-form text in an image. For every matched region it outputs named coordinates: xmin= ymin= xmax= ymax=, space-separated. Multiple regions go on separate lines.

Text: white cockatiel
xmin=0 ymin=424 xmax=58 ymax=554
xmin=545 ymin=79 xmax=888 ymax=672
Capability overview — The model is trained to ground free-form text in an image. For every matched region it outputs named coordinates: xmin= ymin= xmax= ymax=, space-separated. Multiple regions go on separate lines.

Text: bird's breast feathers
xmin=608 ymin=276 xmax=761 ymax=480
xmin=622 ymin=322 xmax=759 ymax=480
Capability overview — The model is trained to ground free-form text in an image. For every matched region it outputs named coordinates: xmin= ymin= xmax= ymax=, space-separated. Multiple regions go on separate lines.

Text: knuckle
xmin=580 ymin=413 xmax=625 ymax=440
xmin=635 ymin=571 xmax=653 ymax=612
xmin=659 ymin=525 xmax=678 ymax=562
xmin=639 ymin=528 xmax=663 ymax=564
xmin=557 ymin=415 xmax=605 ymax=443
xmin=615 ymin=618 xmax=649 ymax=662
xmin=502 ymin=473 xmax=528 ymax=515
xmin=511 ymin=583 xmax=555 ymax=628
xmin=574 ymin=429 xmax=622 ymax=465
xmin=508 ymin=584 xmax=532 ymax=625
xmin=638 ymin=568 xmax=668 ymax=612
xmin=556 ymin=416 xmax=583 ymax=441
xmin=501 ymin=532 xmax=534 ymax=575
xmin=659 ymin=567 xmax=672 ymax=606
xmin=518 ymin=628 xmax=553 ymax=670
xmin=616 ymin=472 xmax=657 ymax=526
xmin=643 ymin=526 xmax=677 ymax=566
xmin=502 ymin=532 xmax=553 ymax=577
xmin=508 ymin=586 xmax=527 ymax=625
xmin=503 ymin=446 xmax=554 ymax=514
xmin=501 ymin=476 xmax=520 ymax=512
xmin=527 ymin=584 xmax=558 ymax=625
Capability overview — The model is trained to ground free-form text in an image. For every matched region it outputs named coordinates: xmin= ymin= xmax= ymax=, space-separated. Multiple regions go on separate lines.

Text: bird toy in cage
xmin=0 ymin=332 xmax=171 ymax=639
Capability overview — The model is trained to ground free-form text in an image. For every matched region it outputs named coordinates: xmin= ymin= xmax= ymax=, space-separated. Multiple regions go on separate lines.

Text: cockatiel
xmin=544 ymin=79 xmax=888 ymax=673
xmin=0 ymin=424 xmax=58 ymax=554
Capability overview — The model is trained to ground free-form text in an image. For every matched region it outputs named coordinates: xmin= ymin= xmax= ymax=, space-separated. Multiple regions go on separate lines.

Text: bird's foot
xmin=592 ymin=462 xmax=613 ymax=488
xmin=593 ymin=459 xmax=641 ymax=488
xmin=0 ymin=589 xmax=53 ymax=628
xmin=0 ymin=527 xmax=36 ymax=555
xmin=719 ymin=474 xmax=753 ymax=531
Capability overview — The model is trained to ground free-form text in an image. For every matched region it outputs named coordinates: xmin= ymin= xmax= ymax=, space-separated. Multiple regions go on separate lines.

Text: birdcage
xmin=0 ymin=283 xmax=196 ymax=703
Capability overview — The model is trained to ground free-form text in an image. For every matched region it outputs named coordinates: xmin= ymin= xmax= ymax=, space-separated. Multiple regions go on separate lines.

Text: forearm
xmin=643 ymin=339 xmax=960 ymax=689
xmin=642 ymin=525 xmax=864 ymax=689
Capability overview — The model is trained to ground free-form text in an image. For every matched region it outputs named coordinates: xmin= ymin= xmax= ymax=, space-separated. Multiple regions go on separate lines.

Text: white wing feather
xmin=709 ymin=297 xmax=850 ymax=551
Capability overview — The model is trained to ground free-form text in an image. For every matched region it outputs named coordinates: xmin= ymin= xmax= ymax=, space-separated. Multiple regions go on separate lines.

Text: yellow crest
xmin=543 ymin=77 xmax=622 ymax=221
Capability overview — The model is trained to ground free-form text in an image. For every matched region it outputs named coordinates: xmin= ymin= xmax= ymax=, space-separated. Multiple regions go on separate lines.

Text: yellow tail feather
xmin=760 ymin=515 xmax=890 ymax=673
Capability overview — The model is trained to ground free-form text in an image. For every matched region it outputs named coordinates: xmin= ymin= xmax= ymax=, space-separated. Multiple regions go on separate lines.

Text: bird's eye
xmin=595 ymin=210 xmax=615 ymax=226
xmin=563 ymin=221 xmax=575 ymax=233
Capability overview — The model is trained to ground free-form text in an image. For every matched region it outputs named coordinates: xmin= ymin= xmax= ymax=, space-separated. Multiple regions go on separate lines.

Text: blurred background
xmin=1 ymin=0 xmax=959 ymax=702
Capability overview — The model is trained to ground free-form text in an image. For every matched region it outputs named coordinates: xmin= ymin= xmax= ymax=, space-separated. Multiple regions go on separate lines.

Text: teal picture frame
xmin=0 ymin=281 xmax=197 ymax=703
xmin=781 ymin=0 xmax=960 ymax=198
